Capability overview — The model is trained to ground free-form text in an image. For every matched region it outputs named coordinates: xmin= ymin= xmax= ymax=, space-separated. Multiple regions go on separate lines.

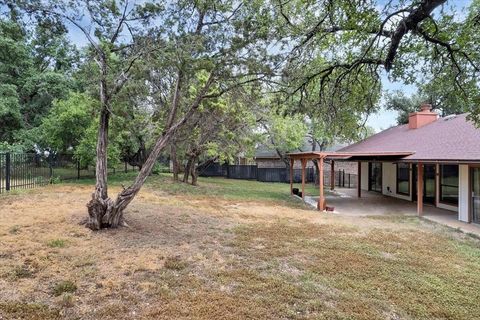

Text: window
xmin=440 ymin=165 xmax=459 ymax=205
xmin=396 ymin=163 xmax=410 ymax=195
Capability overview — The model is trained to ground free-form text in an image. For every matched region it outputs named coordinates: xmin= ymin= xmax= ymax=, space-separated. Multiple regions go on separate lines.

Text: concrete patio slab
xmin=303 ymin=187 xmax=480 ymax=237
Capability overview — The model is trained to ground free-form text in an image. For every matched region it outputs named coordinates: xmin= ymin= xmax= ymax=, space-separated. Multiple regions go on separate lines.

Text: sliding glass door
xmin=369 ymin=162 xmax=382 ymax=193
xmin=472 ymin=168 xmax=480 ymax=224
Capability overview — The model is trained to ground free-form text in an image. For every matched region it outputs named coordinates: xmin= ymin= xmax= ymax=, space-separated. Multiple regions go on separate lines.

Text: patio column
xmin=317 ymin=157 xmax=325 ymax=210
xmin=301 ymin=159 xmax=306 ymax=201
xmin=290 ymin=158 xmax=294 ymax=195
xmin=417 ymin=162 xmax=424 ymax=216
xmin=330 ymin=160 xmax=335 ymax=190
xmin=357 ymin=161 xmax=362 ymax=198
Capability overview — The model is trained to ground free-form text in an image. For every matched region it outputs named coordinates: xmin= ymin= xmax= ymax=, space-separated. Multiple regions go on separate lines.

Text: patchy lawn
xmin=1 ymin=174 xmax=480 ymax=319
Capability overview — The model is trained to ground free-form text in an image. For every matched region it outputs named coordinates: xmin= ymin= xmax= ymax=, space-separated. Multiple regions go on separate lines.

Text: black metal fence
xmin=199 ymin=163 xmax=357 ymax=187
xmin=0 ymin=153 xmax=138 ymax=194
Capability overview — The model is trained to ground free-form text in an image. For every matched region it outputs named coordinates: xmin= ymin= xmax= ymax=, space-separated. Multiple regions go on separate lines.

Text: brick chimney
xmin=408 ymin=103 xmax=438 ymax=129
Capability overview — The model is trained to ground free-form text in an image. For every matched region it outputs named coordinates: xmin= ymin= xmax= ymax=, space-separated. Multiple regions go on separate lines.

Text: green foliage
xmin=20 ymin=72 xmax=71 ymax=127
xmin=74 ymin=121 xmax=121 ymax=169
xmin=265 ymin=111 xmax=307 ymax=154
xmin=151 ymin=162 xmax=169 ymax=175
xmin=0 ymin=142 xmax=26 ymax=153
xmin=0 ymin=84 xmax=22 ymax=142
xmin=40 ymin=92 xmax=96 ymax=151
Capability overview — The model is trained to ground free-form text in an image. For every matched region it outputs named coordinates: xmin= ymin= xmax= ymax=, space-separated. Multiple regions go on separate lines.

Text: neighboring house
xmin=255 ymin=141 xmax=357 ymax=174
xmin=335 ymin=104 xmax=480 ymax=223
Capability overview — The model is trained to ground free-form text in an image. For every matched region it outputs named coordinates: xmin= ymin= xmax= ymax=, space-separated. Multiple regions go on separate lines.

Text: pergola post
xmin=330 ymin=160 xmax=335 ymax=190
xmin=357 ymin=161 xmax=362 ymax=198
xmin=417 ymin=162 xmax=424 ymax=216
xmin=289 ymin=158 xmax=294 ymax=195
xmin=301 ymin=159 xmax=306 ymax=200
xmin=317 ymin=157 xmax=325 ymax=211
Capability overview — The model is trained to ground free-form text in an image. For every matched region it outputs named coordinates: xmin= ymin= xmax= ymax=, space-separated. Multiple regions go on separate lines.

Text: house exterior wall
xmin=361 ymin=162 xmax=369 ymax=191
xmin=381 ymin=162 xmax=412 ymax=201
xmin=458 ymin=164 xmax=469 ymax=222
xmin=361 ymin=161 xmax=471 ymax=219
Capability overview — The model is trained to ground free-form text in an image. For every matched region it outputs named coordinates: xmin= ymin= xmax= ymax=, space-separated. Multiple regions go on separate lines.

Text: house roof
xmin=338 ymin=113 xmax=480 ymax=162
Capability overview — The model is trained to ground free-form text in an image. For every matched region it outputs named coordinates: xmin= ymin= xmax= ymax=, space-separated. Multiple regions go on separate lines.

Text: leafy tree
xmin=39 ymin=92 xmax=95 ymax=152
xmin=0 ymin=84 xmax=22 ymax=142
xmin=13 ymin=0 xmax=276 ymax=230
xmin=260 ymin=109 xmax=307 ymax=166
xmin=275 ymin=0 xmax=480 ymax=125
xmin=179 ymin=85 xmax=259 ymax=185
xmin=0 ymin=14 xmax=77 ymax=146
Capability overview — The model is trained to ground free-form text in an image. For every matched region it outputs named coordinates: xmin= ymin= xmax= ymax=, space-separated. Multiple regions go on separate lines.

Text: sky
xmin=61 ymin=0 xmax=472 ymax=133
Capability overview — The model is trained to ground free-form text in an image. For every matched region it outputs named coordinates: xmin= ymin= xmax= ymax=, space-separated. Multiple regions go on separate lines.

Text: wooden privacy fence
xmin=199 ymin=163 xmax=357 ymax=187
xmin=0 ymin=153 xmax=138 ymax=194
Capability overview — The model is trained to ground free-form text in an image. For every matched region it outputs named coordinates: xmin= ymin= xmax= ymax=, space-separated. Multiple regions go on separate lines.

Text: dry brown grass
xmin=0 ymin=178 xmax=480 ymax=319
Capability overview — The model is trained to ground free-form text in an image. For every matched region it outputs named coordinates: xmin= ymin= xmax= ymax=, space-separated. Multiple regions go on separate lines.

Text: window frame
xmin=396 ymin=163 xmax=410 ymax=196
xmin=439 ymin=164 xmax=459 ymax=206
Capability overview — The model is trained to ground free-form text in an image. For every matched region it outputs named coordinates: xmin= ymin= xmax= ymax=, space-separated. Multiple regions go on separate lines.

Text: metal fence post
xmin=77 ymin=160 xmax=81 ymax=179
xmin=5 ymin=153 xmax=10 ymax=191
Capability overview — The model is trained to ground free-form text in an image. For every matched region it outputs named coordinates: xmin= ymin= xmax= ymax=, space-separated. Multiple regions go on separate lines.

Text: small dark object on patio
xmin=292 ymin=188 xmax=299 ymax=195
xmin=326 ymin=206 xmax=335 ymax=212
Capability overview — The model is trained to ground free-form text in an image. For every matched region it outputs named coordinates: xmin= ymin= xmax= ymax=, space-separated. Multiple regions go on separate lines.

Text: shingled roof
xmin=339 ymin=113 xmax=480 ymax=161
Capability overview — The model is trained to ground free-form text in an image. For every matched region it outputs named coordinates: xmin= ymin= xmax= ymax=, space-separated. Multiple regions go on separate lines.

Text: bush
xmin=151 ymin=162 xmax=170 ymax=175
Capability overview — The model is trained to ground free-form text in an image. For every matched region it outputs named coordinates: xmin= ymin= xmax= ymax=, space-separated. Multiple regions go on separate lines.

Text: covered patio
xmin=287 ymin=151 xmax=424 ymax=212
xmin=288 ymin=151 xmax=480 ymax=236
xmin=307 ymin=188 xmax=480 ymax=236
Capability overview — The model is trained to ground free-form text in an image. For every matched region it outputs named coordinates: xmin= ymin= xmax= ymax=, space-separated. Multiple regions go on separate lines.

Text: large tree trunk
xmin=171 ymin=142 xmax=179 ymax=181
xmin=86 ymin=70 xmax=112 ymax=230
xmin=183 ymin=157 xmax=192 ymax=183
xmin=190 ymin=156 xmax=198 ymax=186
xmin=84 ymin=68 xmax=215 ymax=230
xmin=89 ymin=132 xmax=174 ymax=229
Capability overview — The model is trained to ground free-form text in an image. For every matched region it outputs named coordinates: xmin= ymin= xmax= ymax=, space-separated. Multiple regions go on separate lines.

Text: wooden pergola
xmin=287 ymin=151 xmax=416 ymax=212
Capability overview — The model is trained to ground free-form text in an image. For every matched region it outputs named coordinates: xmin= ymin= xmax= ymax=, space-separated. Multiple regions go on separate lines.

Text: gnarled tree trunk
xmin=87 ymin=131 xmax=174 ymax=229
xmin=86 ymin=70 xmax=112 ymax=230
xmin=190 ymin=156 xmax=198 ymax=186
xmin=183 ymin=157 xmax=193 ymax=183
xmin=84 ymin=68 xmax=215 ymax=230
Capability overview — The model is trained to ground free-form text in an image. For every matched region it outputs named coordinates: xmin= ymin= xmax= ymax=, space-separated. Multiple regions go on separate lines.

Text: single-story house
xmin=288 ymin=104 xmax=480 ymax=224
